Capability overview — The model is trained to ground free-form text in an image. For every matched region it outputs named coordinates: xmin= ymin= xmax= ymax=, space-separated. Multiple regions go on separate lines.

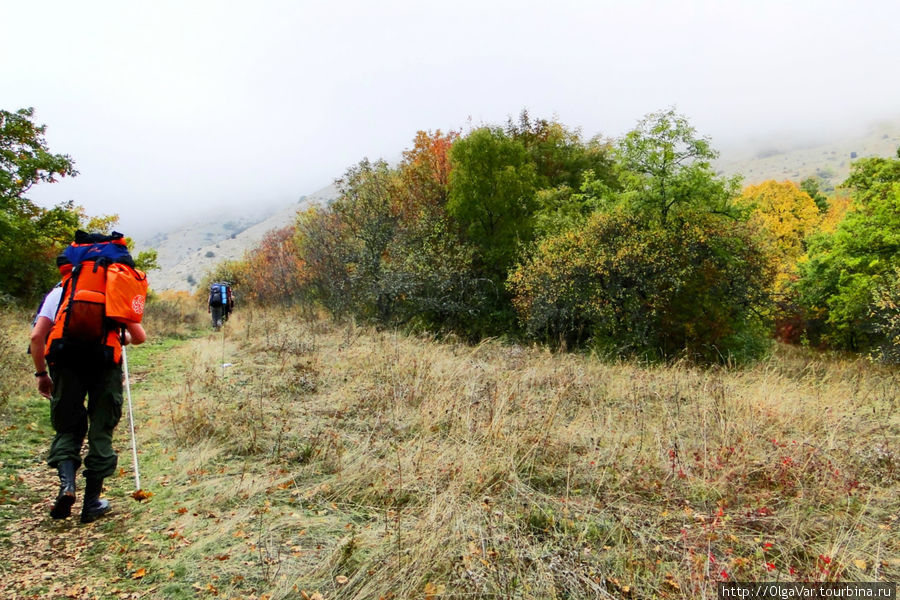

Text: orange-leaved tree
xmin=241 ymin=225 xmax=306 ymax=306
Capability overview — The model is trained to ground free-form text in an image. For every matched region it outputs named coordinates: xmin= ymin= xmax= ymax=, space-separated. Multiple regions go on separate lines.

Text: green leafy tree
xmin=448 ymin=127 xmax=537 ymax=278
xmin=616 ymin=108 xmax=740 ymax=225
xmin=331 ymin=158 xmax=402 ymax=321
xmin=0 ymin=108 xmax=77 ymax=202
xmin=532 ymin=170 xmax=616 ymax=239
xmin=796 ymin=156 xmax=900 ymax=350
xmin=800 ymin=176 xmax=830 ymax=213
xmin=505 ymin=110 xmax=616 ymax=192
xmin=134 ymin=248 xmax=159 ymax=273
xmin=0 ymin=108 xmax=79 ymax=301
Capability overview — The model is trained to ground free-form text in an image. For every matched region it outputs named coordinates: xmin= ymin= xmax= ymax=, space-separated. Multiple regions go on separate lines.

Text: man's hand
xmin=37 ymin=373 xmax=52 ymax=399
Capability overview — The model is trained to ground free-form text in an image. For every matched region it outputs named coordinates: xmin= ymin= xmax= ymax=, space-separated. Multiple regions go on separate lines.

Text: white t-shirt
xmin=36 ymin=285 xmax=64 ymax=322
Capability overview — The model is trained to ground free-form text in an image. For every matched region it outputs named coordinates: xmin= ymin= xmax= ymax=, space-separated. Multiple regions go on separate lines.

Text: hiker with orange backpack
xmin=28 ymin=231 xmax=148 ymax=523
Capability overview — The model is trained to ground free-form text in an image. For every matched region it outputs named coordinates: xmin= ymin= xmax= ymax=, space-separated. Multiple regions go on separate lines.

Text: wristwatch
xmin=34 ymin=370 xmax=48 ymax=377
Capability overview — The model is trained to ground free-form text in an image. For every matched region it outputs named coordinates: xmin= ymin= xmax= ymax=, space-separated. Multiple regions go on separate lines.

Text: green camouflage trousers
xmin=46 ymin=364 xmax=123 ymax=479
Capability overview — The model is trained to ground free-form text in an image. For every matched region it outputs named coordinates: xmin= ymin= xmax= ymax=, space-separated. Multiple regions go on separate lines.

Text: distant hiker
xmin=28 ymin=231 xmax=148 ymax=523
xmin=208 ymin=281 xmax=232 ymax=329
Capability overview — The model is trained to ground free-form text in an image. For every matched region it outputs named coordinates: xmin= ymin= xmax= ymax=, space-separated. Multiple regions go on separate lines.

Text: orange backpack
xmin=46 ymin=231 xmax=148 ymax=368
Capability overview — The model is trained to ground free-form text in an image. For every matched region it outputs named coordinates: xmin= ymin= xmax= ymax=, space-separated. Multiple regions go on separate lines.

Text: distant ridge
xmin=141 ymin=183 xmax=338 ymax=292
xmin=715 ymin=117 xmax=900 ymax=189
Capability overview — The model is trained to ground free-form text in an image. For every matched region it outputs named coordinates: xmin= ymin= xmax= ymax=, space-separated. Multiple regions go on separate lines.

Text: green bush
xmin=509 ymin=211 xmax=772 ymax=363
xmin=796 ymin=156 xmax=900 ymax=351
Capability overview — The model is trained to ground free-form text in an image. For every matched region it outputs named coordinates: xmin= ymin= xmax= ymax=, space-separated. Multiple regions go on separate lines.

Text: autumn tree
xmin=396 ymin=129 xmax=458 ymax=219
xmin=295 ymin=206 xmax=354 ymax=317
xmin=737 ymin=180 xmax=820 ymax=295
xmin=392 ymin=130 xmax=494 ymax=334
xmin=870 ymin=267 xmax=900 ymax=364
xmin=241 ymin=226 xmax=306 ymax=306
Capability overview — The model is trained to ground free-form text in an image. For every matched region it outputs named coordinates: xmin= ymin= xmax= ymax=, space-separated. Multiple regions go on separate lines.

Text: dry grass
xmin=138 ymin=308 xmax=899 ymax=599
xmin=142 ymin=290 xmax=205 ymax=339
xmin=0 ymin=308 xmax=36 ymax=413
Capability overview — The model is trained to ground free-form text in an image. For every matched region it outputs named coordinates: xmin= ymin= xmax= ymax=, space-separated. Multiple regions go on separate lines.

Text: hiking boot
xmin=80 ymin=476 xmax=111 ymax=523
xmin=50 ymin=460 xmax=77 ymax=519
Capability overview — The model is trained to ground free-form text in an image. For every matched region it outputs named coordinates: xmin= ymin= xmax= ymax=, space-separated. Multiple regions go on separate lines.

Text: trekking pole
xmin=121 ymin=344 xmax=147 ymax=500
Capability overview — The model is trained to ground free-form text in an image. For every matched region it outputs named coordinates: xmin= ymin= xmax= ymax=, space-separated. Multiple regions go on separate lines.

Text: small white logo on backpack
xmin=132 ymin=295 xmax=145 ymax=315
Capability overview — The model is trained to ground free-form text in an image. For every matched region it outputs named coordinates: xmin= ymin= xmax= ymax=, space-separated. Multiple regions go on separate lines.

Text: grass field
xmin=0 ymin=303 xmax=897 ymax=599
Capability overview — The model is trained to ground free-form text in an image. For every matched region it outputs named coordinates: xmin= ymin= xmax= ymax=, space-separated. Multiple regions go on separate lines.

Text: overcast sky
xmin=3 ymin=0 xmax=899 ymax=236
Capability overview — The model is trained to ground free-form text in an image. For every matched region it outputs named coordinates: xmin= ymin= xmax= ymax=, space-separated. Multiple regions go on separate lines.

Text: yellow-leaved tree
xmin=737 ymin=180 xmax=820 ymax=296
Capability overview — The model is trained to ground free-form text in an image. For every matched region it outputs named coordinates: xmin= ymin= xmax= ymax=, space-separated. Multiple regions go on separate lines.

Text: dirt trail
xmin=0 ymin=462 xmax=146 ymax=600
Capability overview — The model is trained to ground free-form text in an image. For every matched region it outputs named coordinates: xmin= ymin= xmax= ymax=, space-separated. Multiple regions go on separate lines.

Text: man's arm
xmin=124 ymin=322 xmax=147 ymax=345
xmin=29 ymin=317 xmax=53 ymax=398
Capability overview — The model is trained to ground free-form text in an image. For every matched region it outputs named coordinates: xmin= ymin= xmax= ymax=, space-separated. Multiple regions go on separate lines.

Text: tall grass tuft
xmin=0 ymin=308 xmax=31 ymax=412
xmin=142 ymin=290 xmax=204 ymax=339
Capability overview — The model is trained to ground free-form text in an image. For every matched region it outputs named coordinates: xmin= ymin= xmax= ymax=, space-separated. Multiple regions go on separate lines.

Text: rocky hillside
xmin=139 ymin=184 xmax=337 ymax=291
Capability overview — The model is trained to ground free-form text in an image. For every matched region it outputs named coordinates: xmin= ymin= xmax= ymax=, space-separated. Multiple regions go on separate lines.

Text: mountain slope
xmin=140 ymin=184 xmax=337 ymax=291
xmin=715 ymin=118 xmax=900 ymax=189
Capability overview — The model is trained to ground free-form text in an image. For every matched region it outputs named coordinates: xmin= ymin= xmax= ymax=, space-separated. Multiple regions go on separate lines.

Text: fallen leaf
xmin=131 ymin=489 xmax=153 ymax=501
xmin=336 ymin=575 xmax=349 ymax=585
xmin=853 ymin=559 xmax=867 ymax=571
xmin=132 ymin=568 xmax=146 ymax=579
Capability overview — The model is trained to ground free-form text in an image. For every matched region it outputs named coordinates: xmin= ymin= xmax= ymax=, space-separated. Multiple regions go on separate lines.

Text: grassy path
xmin=1 ymin=316 xmax=363 ymax=600
xmin=0 ymin=334 xmax=201 ymax=599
